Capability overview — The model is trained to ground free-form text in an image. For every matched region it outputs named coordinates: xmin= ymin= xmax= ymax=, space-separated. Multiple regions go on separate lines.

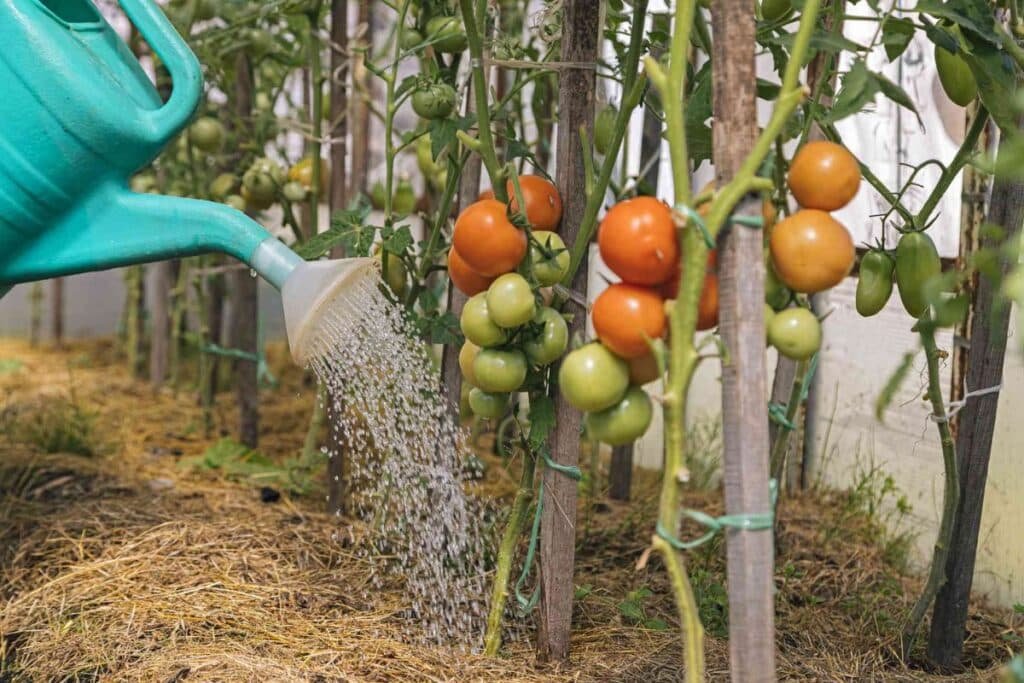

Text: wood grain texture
xmin=927 ymin=172 xmax=1024 ymax=666
xmin=537 ymin=0 xmax=600 ymax=662
xmin=609 ymin=445 xmax=633 ymax=501
xmin=711 ymin=0 xmax=776 ymax=679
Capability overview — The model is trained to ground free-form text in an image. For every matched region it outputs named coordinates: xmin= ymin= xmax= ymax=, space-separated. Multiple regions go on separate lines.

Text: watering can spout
xmin=0 ymin=183 xmax=377 ymax=365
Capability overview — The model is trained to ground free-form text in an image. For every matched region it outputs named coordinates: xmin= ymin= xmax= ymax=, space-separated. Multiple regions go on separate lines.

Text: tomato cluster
xmin=765 ymin=141 xmax=861 ymax=360
xmin=452 ymin=176 xmax=570 ymax=419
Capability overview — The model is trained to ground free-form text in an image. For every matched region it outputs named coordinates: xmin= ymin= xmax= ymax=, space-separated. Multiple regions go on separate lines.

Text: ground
xmin=0 ymin=338 xmax=1019 ymax=682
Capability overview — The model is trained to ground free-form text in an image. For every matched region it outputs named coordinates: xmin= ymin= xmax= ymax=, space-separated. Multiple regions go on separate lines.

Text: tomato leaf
xmin=881 ymin=17 xmax=916 ymax=61
xmin=527 ymin=393 xmax=557 ymax=452
xmin=823 ymin=60 xmax=875 ymax=123
xmin=915 ymin=0 xmax=998 ymax=44
xmin=960 ymin=37 xmax=1019 ymax=134
xmin=382 ymin=224 xmax=414 ymax=255
xmin=872 ymin=72 xmax=922 ymax=126
xmin=296 ymin=200 xmax=375 ymax=260
xmin=875 ymin=351 xmax=916 ymax=422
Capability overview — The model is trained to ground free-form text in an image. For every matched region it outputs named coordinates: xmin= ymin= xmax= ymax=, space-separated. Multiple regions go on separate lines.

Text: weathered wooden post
xmin=326 ymin=0 xmax=350 ymax=516
xmin=927 ymin=163 xmax=1024 ymax=667
xmin=711 ymin=0 xmax=776 ymax=678
xmin=537 ymin=0 xmax=600 ymax=662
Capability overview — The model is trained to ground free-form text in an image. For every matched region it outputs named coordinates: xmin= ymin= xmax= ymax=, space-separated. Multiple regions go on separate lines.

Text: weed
xmin=4 ymin=396 xmax=101 ymax=457
xmin=690 ymin=566 xmax=729 ymax=638
xmin=686 ymin=418 xmax=722 ymax=491
xmin=179 ymin=438 xmax=324 ymax=495
xmin=617 ymin=586 xmax=669 ymax=631
xmin=823 ymin=444 xmax=916 ymax=572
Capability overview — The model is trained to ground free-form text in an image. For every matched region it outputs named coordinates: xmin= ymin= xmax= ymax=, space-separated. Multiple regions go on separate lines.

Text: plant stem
xmin=302 ymin=385 xmax=327 ymax=462
xmin=308 ymin=10 xmax=324 ymax=234
xmin=647 ymin=0 xmax=705 ymax=678
xmin=483 ymin=447 xmax=537 ymax=655
xmin=458 ymin=0 xmax=507 ymax=200
xmin=769 ymin=358 xmax=808 ymax=483
xmin=902 ymin=319 xmax=960 ymax=660
xmin=915 ymin=108 xmax=988 ymax=229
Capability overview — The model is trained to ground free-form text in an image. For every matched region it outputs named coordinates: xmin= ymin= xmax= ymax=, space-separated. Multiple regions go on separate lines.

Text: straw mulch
xmin=0 ymin=338 xmax=1019 ymax=682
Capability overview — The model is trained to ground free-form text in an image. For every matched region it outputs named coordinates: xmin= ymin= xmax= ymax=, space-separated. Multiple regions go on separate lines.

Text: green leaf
xmin=643 ymin=618 xmax=669 ymax=631
xmin=875 ymin=351 xmax=916 ymax=422
xmin=824 ymin=60 xmax=876 ymax=123
xmin=960 ymin=36 xmax=1019 ymax=134
xmin=527 ymin=393 xmax=557 ymax=452
xmin=881 ymin=17 xmax=916 ymax=61
xmin=872 ymin=72 xmax=922 ymax=126
xmin=617 ymin=599 xmax=644 ymax=622
xmin=382 ymin=224 xmax=414 ymax=255
xmin=915 ymin=0 xmax=998 ymax=44
xmin=756 ymin=79 xmax=781 ymax=101
xmin=574 ymin=584 xmax=594 ymax=600
xmin=0 ymin=358 xmax=23 ymax=374
xmin=430 ymin=118 xmax=458 ymax=159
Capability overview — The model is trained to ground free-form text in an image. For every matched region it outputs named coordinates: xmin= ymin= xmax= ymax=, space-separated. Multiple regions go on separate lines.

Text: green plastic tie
xmin=674 ymin=203 xmax=716 ymax=249
xmin=200 ymin=309 xmax=278 ymax=388
xmin=767 ymin=354 xmax=818 ymax=432
xmin=768 ymin=403 xmax=796 ymax=431
xmin=656 ymin=479 xmax=778 ymax=550
xmin=732 ymin=215 xmax=764 ymax=229
xmin=513 ymin=451 xmax=583 ymax=614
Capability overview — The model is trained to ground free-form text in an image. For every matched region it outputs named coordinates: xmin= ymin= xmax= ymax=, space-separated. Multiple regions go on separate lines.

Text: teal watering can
xmin=0 ymin=0 xmax=374 ymax=364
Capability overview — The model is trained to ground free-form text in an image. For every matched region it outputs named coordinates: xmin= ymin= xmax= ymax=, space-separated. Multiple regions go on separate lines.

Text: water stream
xmin=306 ymin=276 xmax=492 ymax=649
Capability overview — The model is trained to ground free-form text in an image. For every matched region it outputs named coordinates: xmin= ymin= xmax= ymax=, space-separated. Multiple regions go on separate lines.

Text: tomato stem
xmin=901 ymin=318 xmax=960 ymax=660
xmin=484 ymin=443 xmax=537 ymax=655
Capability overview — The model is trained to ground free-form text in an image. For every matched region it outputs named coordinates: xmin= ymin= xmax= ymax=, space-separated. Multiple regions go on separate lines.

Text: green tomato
xmin=855 ymin=249 xmax=895 ymax=317
xmin=459 ymin=341 xmax=480 ymax=385
xmin=768 ymin=308 xmax=821 ymax=360
xmin=468 ymin=388 xmax=508 ymax=419
xmin=531 ymin=231 xmax=570 ymax=286
xmin=246 ymin=28 xmax=274 ymax=56
xmin=765 ymin=259 xmax=792 ymax=311
xmin=764 ymin=304 xmax=776 ymax=334
xmin=594 ymin=104 xmax=618 ymax=156
xmin=412 ymin=82 xmax=457 ymax=119
xmin=895 ymin=231 xmax=941 ymax=318
xmin=209 ymin=172 xmax=238 ymax=199
xmin=584 ymin=386 xmax=653 ymax=446
xmin=460 ymin=382 xmax=474 ymax=419
xmin=935 ymin=43 xmax=978 ymax=107
xmin=190 ymin=117 xmax=224 ymax=153
xmin=374 ymin=250 xmax=408 ymax=297
xmin=401 ymin=28 xmax=425 ymax=51
xmin=426 ymin=16 xmax=467 ymax=53
xmin=282 ymin=181 xmax=308 ymax=202
xmin=255 ymin=91 xmax=274 ymax=111
xmin=473 ymin=349 xmax=528 ymax=393
xmin=393 ymin=177 xmax=417 ymax=214
xmin=760 ymin=0 xmax=793 ymax=22
xmin=460 ymin=293 xmax=508 ymax=347
xmin=524 ymin=307 xmax=568 ymax=366
xmin=225 ymin=194 xmax=247 ymax=211
xmin=558 ymin=342 xmax=629 ymax=412
xmin=486 ymin=273 xmax=536 ymax=328
xmin=369 ymin=181 xmax=387 ymax=210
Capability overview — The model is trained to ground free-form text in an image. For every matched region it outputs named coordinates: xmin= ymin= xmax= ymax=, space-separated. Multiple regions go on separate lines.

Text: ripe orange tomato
xmin=769 ymin=209 xmax=855 ymax=293
xmin=591 ymin=283 xmax=667 ymax=359
xmin=660 ymin=265 xmax=718 ymax=330
xmin=478 ymin=188 xmax=495 ymax=201
xmin=448 ymin=247 xmax=495 ymax=296
xmin=509 ymin=175 xmax=562 ymax=231
xmin=627 ymin=352 xmax=661 ymax=385
xmin=787 ymin=141 xmax=861 ymax=211
xmin=598 ymin=196 xmax=679 ymax=286
xmin=453 ymin=199 xmax=527 ymax=277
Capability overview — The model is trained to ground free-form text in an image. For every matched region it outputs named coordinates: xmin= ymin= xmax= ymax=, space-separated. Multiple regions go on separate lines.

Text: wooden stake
xmin=711 ymin=0 xmax=776 ymax=678
xmin=50 ymin=277 xmax=64 ymax=348
xmin=233 ymin=51 xmax=260 ymax=449
xmin=927 ymin=165 xmax=1023 ymax=668
xmin=537 ymin=0 xmax=600 ymax=663
xmin=327 ymin=0 xmax=350 ymax=516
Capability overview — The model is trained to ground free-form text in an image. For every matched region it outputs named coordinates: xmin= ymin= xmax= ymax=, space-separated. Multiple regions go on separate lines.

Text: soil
xmin=0 ymin=338 xmax=1019 ymax=682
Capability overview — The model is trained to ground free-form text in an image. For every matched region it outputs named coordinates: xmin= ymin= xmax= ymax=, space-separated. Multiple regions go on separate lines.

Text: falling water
xmin=306 ymin=276 xmax=491 ymax=649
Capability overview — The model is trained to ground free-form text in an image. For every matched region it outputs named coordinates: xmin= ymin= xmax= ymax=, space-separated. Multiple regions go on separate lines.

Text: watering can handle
xmin=118 ymin=0 xmax=202 ymax=141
